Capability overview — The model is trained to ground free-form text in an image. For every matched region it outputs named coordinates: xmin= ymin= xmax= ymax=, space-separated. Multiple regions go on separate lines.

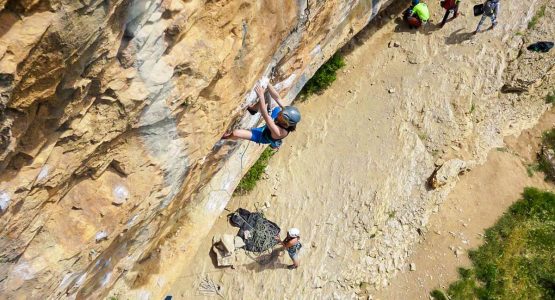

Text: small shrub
xmin=430 ymin=289 xmax=448 ymax=300
xmin=418 ymin=132 xmax=428 ymax=141
xmin=541 ymin=129 xmax=555 ymax=150
xmin=546 ymin=90 xmax=555 ymax=104
xmin=298 ymin=53 xmax=346 ymax=101
xmin=536 ymin=129 xmax=555 ymax=179
xmin=528 ymin=5 xmax=546 ymax=30
xmin=235 ymin=147 xmax=275 ymax=195
xmin=526 ymin=163 xmax=541 ymax=177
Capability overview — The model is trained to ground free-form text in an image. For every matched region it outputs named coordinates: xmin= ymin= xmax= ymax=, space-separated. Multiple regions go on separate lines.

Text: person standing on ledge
xmin=474 ymin=0 xmax=500 ymax=34
xmin=222 ymin=83 xmax=301 ymax=150
xmin=277 ymin=228 xmax=302 ymax=270
xmin=439 ymin=0 xmax=461 ymax=27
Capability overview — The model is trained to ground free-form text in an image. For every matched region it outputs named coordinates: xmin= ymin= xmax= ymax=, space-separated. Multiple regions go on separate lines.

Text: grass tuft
xmin=234 ymin=147 xmax=275 ymax=195
xmin=469 ymin=103 xmax=476 ymax=114
xmin=432 ymin=187 xmax=555 ymax=300
xmin=298 ymin=53 xmax=346 ymax=101
xmin=528 ymin=5 xmax=546 ymax=30
xmin=546 ymin=90 xmax=555 ymax=104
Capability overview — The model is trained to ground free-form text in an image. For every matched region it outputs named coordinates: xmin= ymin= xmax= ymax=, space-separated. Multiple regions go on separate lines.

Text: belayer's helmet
xmin=287 ymin=228 xmax=300 ymax=237
xmin=281 ymin=106 xmax=301 ymax=126
xmin=412 ymin=0 xmax=419 ymax=5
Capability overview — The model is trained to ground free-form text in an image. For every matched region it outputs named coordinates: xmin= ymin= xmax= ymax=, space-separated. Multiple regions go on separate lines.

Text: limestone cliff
xmin=0 ymin=0 xmax=393 ymax=298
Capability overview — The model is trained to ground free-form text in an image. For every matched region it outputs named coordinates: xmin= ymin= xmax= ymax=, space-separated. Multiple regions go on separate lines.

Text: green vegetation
xmin=528 ymin=5 xmax=546 ymax=30
xmin=298 ymin=53 xmax=346 ymax=101
xmin=546 ymin=90 xmax=555 ymax=104
xmin=418 ymin=132 xmax=429 ymax=141
xmin=469 ymin=103 xmax=476 ymax=114
xmin=536 ymin=129 xmax=555 ymax=180
xmin=431 ymin=187 xmax=555 ymax=300
xmin=235 ymin=147 xmax=275 ymax=195
xmin=526 ymin=163 xmax=541 ymax=177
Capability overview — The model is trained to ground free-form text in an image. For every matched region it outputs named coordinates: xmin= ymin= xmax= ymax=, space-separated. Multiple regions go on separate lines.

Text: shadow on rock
xmin=394 ymin=17 xmax=417 ymax=34
xmin=243 ymin=248 xmax=288 ymax=272
xmin=421 ymin=22 xmax=442 ymax=35
xmin=393 ymin=18 xmax=441 ymax=36
xmin=445 ymin=28 xmax=474 ymax=45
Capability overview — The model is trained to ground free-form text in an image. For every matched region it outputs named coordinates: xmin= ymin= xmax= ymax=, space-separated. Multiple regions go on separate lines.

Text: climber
xmin=473 ymin=0 xmax=499 ymax=34
xmin=439 ymin=0 xmax=461 ymax=27
xmin=276 ymin=228 xmax=302 ymax=270
xmin=404 ymin=0 xmax=430 ymax=29
xmin=222 ymin=83 xmax=301 ymax=150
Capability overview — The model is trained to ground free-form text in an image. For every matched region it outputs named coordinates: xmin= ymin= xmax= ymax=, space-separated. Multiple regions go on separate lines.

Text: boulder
xmin=221 ymin=234 xmax=235 ymax=253
xmin=234 ymin=236 xmax=246 ymax=249
xmin=212 ymin=234 xmax=222 ymax=245
xmin=430 ymin=159 xmax=473 ymax=189
xmin=212 ymin=245 xmax=233 ymax=267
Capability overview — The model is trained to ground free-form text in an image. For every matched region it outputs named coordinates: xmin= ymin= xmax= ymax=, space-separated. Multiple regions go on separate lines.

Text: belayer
xmin=223 ymin=83 xmax=301 ymax=150
xmin=276 ymin=228 xmax=302 ymax=270
xmin=404 ymin=0 xmax=430 ymax=29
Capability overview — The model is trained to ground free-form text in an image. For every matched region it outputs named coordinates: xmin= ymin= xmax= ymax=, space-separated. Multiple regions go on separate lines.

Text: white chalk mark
xmin=59 ymin=273 xmax=73 ymax=289
xmin=112 ymin=185 xmax=130 ymax=205
xmin=100 ymin=272 xmax=112 ymax=287
xmin=12 ymin=261 xmax=35 ymax=281
xmin=0 ymin=190 xmax=10 ymax=212
xmin=75 ymin=272 xmax=87 ymax=286
xmin=95 ymin=231 xmax=108 ymax=242
xmin=274 ymin=74 xmax=297 ymax=91
xmin=126 ymin=214 xmax=140 ymax=228
xmin=37 ymin=165 xmax=49 ymax=181
xmin=310 ymin=44 xmax=322 ymax=57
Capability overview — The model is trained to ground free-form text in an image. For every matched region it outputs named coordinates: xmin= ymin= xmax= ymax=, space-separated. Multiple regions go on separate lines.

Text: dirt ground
xmin=164 ymin=0 xmax=553 ymax=299
xmin=375 ymin=109 xmax=555 ymax=299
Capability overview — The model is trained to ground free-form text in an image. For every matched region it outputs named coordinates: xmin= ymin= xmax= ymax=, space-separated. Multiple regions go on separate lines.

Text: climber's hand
xmin=255 ymin=85 xmax=265 ymax=99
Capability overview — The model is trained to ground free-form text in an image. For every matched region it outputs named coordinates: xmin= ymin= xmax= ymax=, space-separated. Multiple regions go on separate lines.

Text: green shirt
xmin=413 ymin=3 xmax=430 ymax=21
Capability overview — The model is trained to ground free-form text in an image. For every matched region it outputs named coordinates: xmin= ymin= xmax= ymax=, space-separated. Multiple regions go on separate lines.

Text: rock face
xmin=0 ymin=0 xmax=393 ymax=298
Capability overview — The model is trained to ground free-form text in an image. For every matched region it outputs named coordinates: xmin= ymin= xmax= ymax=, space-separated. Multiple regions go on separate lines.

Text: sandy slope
xmin=165 ymin=0 xmax=553 ymax=299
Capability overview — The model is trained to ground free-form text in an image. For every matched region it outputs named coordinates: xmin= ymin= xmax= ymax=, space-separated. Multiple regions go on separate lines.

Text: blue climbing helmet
xmin=280 ymin=106 xmax=301 ymax=126
xmin=412 ymin=0 xmax=419 ymax=5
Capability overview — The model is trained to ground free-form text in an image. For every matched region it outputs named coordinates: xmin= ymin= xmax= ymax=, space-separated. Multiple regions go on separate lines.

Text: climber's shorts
xmin=249 ymin=127 xmax=265 ymax=143
xmin=287 ymin=242 xmax=302 ymax=260
xmin=249 ymin=107 xmax=282 ymax=146
xmin=289 ymin=251 xmax=299 ymax=261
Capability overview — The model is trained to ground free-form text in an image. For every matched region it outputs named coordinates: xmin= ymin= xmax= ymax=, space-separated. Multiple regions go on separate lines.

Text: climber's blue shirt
xmin=250 ymin=107 xmax=283 ymax=149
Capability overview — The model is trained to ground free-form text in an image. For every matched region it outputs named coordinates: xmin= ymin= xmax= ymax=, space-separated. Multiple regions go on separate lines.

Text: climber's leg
xmin=222 ymin=129 xmax=253 ymax=140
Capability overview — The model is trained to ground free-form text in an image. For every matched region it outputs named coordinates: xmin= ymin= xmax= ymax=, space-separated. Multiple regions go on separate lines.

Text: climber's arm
xmin=255 ymin=85 xmax=282 ymax=137
xmin=267 ymin=83 xmax=285 ymax=109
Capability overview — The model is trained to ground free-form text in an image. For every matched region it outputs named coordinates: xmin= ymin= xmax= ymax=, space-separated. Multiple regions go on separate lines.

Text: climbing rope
xmin=248 ymin=215 xmax=280 ymax=252
xmin=229 ymin=209 xmax=280 ymax=253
